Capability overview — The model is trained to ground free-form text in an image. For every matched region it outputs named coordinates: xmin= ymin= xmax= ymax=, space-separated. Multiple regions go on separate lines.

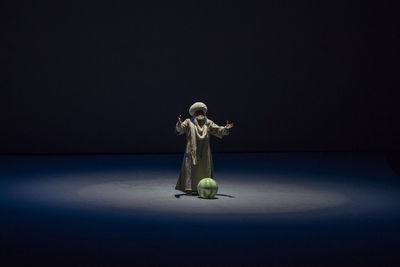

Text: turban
xmin=189 ymin=102 xmax=208 ymax=116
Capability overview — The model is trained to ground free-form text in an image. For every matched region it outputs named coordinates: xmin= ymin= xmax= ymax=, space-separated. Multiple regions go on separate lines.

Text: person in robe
xmin=175 ymin=102 xmax=234 ymax=195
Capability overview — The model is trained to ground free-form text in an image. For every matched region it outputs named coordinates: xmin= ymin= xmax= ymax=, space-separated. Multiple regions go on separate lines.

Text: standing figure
xmin=175 ymin=102 xmax=234 ymax=195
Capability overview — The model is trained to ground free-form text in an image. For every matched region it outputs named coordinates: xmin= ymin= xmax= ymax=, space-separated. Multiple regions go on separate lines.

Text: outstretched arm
xmin=209 ymin=120 xmax=234 ymax=139
xmin=175 ymin=115 xmax=189 ymax=136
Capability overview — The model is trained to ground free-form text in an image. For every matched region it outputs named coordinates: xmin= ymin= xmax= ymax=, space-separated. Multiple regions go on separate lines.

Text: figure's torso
xmin=186 ymin=118 xmax=211 ymax=156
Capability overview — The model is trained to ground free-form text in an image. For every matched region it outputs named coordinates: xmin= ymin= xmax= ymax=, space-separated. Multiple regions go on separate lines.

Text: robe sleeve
xmin=208 ymin=119 xmax=229 ymax=139
xmin=175 ymin=118 xmax=190 ymax=136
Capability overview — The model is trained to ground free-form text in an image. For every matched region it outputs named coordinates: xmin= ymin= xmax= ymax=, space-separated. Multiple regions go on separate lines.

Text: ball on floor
xmin=197 ymin=178 xmax=218 ymax=199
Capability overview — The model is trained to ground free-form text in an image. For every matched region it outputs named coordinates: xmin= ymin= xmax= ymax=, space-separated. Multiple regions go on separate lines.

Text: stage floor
xmin=1 ymin=153 xmax=399 ymax=265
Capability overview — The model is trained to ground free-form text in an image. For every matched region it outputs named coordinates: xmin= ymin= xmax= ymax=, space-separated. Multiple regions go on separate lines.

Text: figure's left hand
xmin=226 ymin=121 xmax=234 ymax=129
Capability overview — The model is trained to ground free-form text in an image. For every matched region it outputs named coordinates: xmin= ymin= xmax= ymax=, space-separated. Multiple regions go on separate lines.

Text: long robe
xmin=174 ymin=117 xmax=229 ymax=192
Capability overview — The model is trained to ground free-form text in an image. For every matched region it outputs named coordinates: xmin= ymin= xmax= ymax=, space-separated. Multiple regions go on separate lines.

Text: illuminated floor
xmin=1 ymin=153 xmax=399 ymax=265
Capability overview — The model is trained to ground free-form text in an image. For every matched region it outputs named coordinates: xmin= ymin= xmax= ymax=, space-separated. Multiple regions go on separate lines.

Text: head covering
xmin=189 ymin=102 xmax=208 ymax=116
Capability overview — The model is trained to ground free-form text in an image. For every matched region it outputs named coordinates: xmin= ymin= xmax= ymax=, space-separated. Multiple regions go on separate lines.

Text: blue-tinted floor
xmin=0 ymin=152 xmax=400 ymax=266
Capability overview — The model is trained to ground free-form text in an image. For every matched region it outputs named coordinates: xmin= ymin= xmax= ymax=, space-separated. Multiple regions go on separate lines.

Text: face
xmin=195 ymin=110 xmax=205 ymax=116
xmin=194 ymin=110 xmax=206 ymax=125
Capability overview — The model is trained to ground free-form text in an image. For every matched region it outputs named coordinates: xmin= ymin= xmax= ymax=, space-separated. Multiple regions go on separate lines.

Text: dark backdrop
xmin=1 ymin=1 xmax=399 ymax=154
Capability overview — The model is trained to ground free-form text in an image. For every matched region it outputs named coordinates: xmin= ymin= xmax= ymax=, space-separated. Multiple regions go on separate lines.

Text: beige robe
xmin=175 ymin=117 xmax=229 ymax=192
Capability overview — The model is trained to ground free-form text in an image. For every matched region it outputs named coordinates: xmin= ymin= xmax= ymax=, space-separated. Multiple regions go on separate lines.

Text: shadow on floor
xmin=174 ymin=193 xmax=235 ymax=199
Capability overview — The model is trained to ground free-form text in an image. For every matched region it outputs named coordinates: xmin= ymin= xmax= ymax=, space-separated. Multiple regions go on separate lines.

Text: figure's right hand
xmin=177 ymin=114 xmax=182 ymax=125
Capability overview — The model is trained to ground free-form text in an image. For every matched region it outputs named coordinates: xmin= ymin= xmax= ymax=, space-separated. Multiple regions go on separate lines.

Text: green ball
xmin=197 ymin=178 xmax=218 ymax=199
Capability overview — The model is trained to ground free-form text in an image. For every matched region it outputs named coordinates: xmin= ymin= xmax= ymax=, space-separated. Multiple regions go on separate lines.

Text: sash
xmin=189 ymin=117 xmax=208 ymax=165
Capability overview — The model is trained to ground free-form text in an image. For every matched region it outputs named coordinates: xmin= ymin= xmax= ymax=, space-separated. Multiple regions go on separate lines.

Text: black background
xmin=1 ymin=1 xmax=399 ymax=154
